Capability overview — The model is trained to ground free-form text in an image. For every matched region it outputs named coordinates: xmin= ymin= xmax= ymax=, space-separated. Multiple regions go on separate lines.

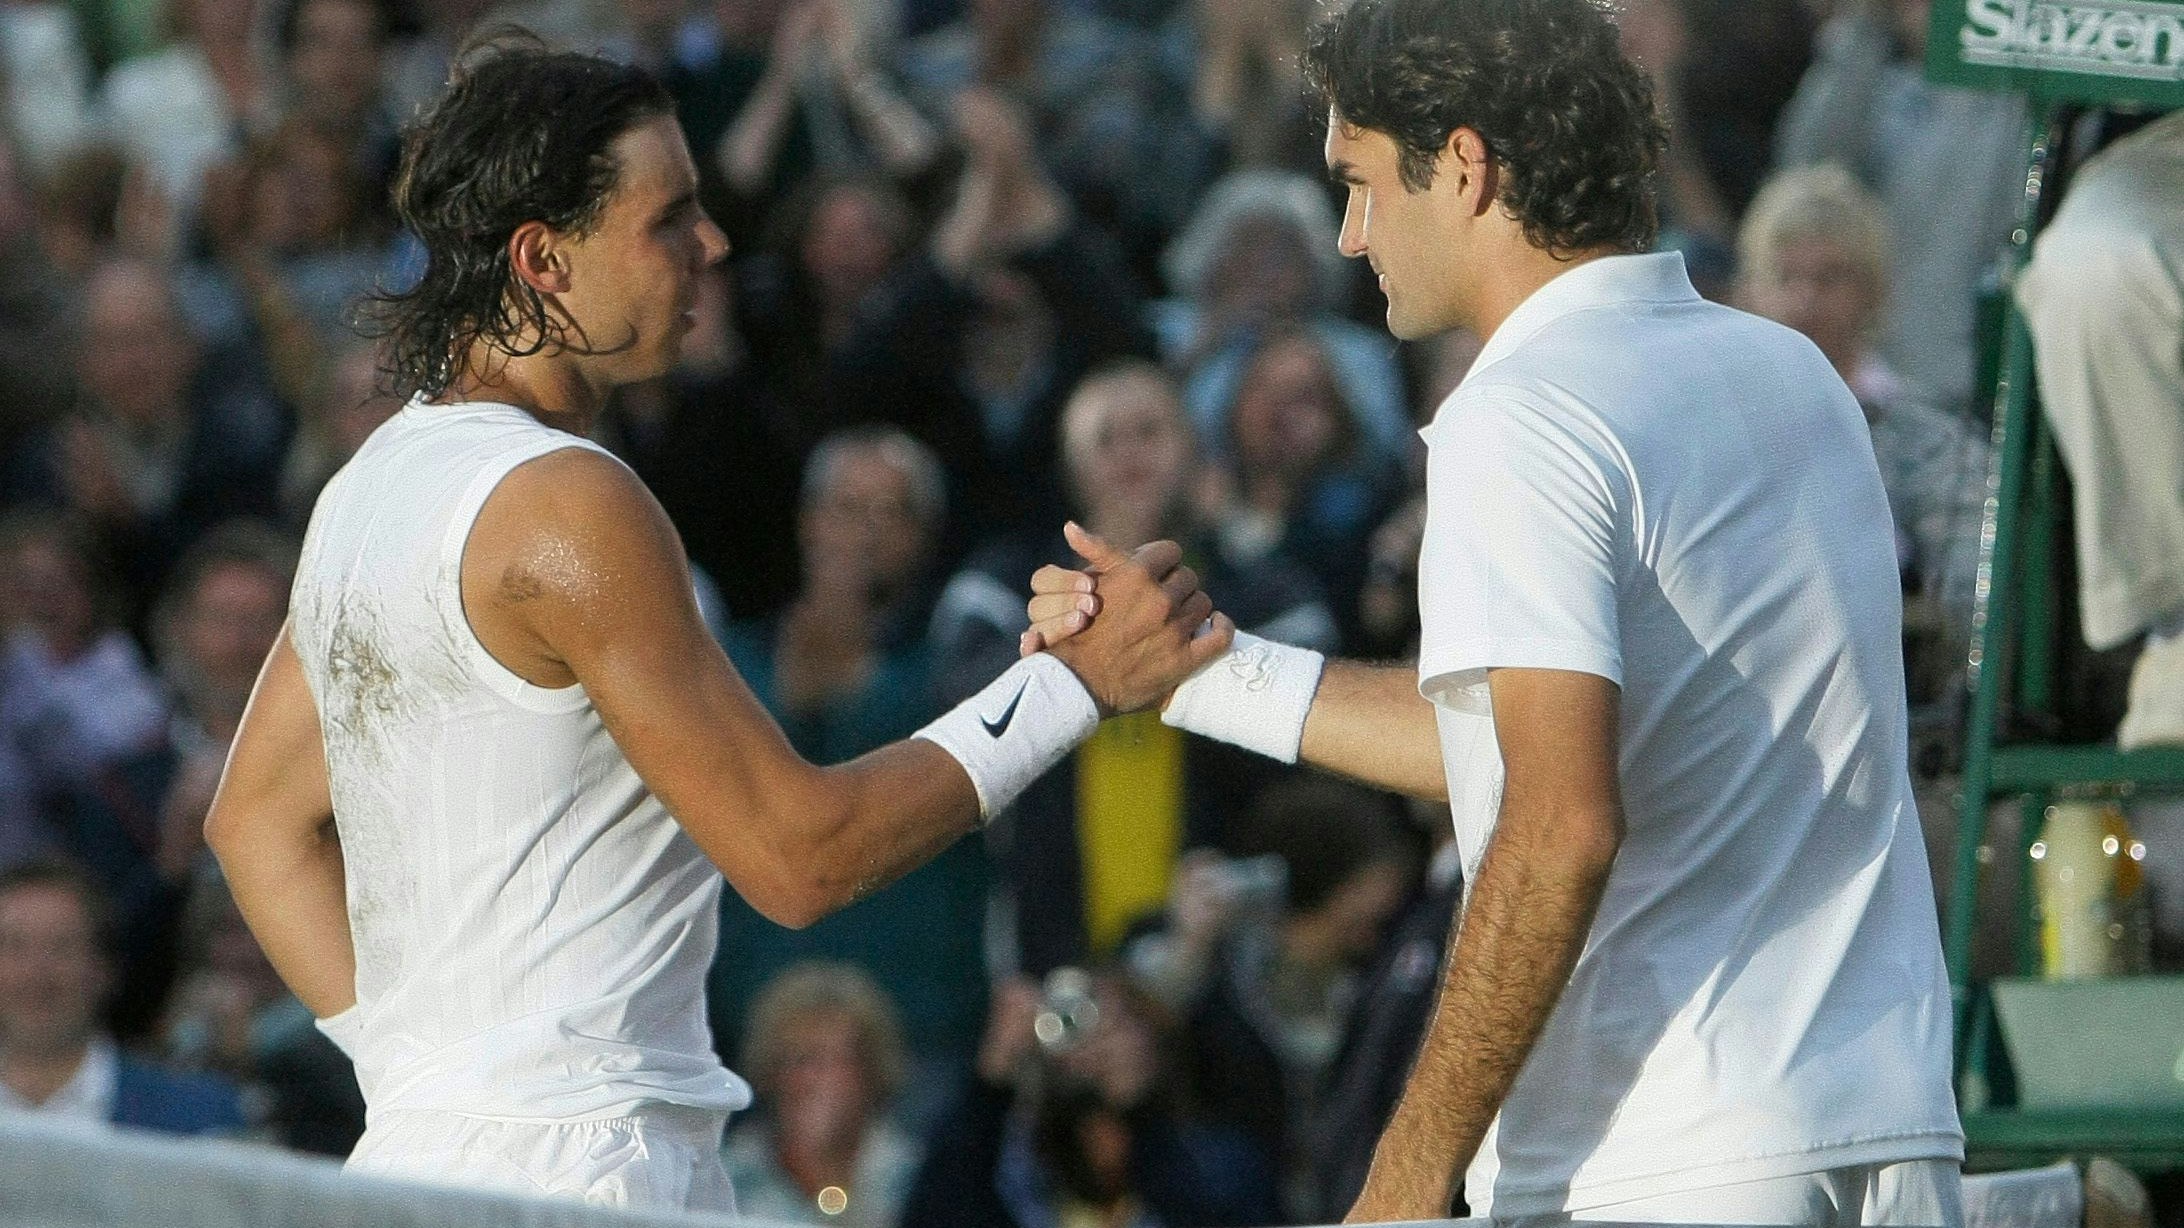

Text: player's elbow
xmin=719 ymin=816 xmax=862 ymax=930
xmin=742 ymin=885 xmax=826 ymax=930
xmin=735 ymin=865 xmax=853 ymax=930
xmin=202 ymin=796 xmax=246 ymax=863
xmin=1561 ymin=805 xmax=1625 ymax=881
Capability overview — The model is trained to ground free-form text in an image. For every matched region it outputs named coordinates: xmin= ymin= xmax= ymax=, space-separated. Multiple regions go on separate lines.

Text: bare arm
xmin=1296 ymin=660 xmax=1449 ymax=801
xmin=1346 ymin=667 xmax=1623 ymax=1223
xmin=470 ymin=450 xmax=1220 ymax=930
xmin=203 ymin=623 xmax=355 ymax=1020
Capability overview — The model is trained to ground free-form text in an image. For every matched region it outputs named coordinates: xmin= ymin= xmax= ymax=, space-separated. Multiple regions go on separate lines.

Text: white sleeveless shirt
xmin=292 ymin=398 xmax=751 ymax=1123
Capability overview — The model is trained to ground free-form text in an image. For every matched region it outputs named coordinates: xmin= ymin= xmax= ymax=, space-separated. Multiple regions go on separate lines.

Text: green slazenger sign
xmin=1927 ymin=0 xmax=2184 ymax=106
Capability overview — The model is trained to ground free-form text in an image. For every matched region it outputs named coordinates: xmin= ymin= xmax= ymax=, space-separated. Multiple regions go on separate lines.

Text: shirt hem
xmin=1473 ymin=1128 xmax=1967 ymax=1217
xmin=1418 ymin=638 xmax=1623 ymax=699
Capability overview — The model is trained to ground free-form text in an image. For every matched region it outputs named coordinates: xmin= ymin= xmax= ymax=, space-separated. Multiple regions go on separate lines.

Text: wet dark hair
xmin=1302 ymin=0 xmax=1668 ymax=257
xmin=366 ymin=32 xmax=674 ymax=399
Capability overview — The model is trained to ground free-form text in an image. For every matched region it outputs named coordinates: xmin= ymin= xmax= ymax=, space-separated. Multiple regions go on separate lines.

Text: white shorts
xmin=346 ymin=1106 xmax=735 ymax=1213
xmin=1538 ymin=1159 xmax=1963 ymax=1228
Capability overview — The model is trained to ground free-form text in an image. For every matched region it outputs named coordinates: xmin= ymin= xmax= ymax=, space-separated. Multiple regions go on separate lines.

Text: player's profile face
xmin=554 ymin=115 xmax=730 ymax=384
xmin=1325 ymin=114 xmax=1470 ymax=341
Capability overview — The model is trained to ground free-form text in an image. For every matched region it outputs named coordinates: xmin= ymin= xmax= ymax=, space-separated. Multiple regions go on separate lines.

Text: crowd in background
xmin=0 ymin=0 xmax=2131 ymax=1223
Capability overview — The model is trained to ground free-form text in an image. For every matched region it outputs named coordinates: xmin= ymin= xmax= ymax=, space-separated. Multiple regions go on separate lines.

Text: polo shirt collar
xmin=1463 ymin=251 xmax=1698 ymax=388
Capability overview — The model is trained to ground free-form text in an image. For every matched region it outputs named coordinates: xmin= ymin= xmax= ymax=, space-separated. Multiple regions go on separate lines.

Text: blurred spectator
xmin=4 ymin=256 xmax=289 ymax=623
xmin=27 ymin=143 xmax=125 ymax=281
xmin=0 ymin=513 xmax=167 ymax=871
xmin=1775 ymin=0 xmax=2026 ymax=411
xmin=1154 ymin=0 xmax=1317 ymax=174
xmin=2015 ymin=111 xmax=2184 ymax=749
xmin=715 ymin=0 xmax=937 ymax=208
xmin=96 ymin=0 xmax=278 ymax=215
xmin=0 ymin=141 xmax=76 ymax=452
xmin=1152 ymin=169 xmax=1411 ymax=471
xmin=1123 ymin=778 xmax=1419 ymax=1219
xmin=1618 ymin=0 xmax=1815 ymax=293
xmin=279 ymin=340 xmax=402 ymax=521
xmin=1736 ymin=163 xmax=1987 ymax=712
xmin=723 ymin=427 xmax=948 ymax=758
xmin=662 ymin=0 xmax=793 ymax=225
xmin=144 ymin=520 xmax=295 ymax=881
xmin=1210 ymin=325 xmax=1406 ymax=651
xmin=0 ymin=857 xmax=245 ymax=1135
xmin=897 ymin=0 xmax=1211 ymax=269
xmin=34 ymin=520 xmax=297 ymax=1043
xmin=274 ymin=0 xmax=401 ymax=191
xmin=710 ymin=429 xmax=992 ymax=1103
xmin=1618 ymin=0 xmax=1734 ymax=282
xmin=181 ymin=117 xmax=398 ymax=407
xmin=597 ymin=263 xmax=806 ymax=621
xmin=71 ymin=0 xmax=170 ymax=70
xmin=737 ymin=173 xmax=918 ymax=436
xmin=159 ymin=869 xmax=363 ymax=1153
xmin=380 ymin=0 xmax=495 ymax=121
xmin=593 ymin=0 xmax=702 ymax=73
xmin=0 ymin=0 xmax=97 ymax=174
xmin=1353 ymin=490 xmax=1426 ymax=662
xmin=830 ymin=88 xmax=1154 ymax=555
xmin=668 ymin=0 xmax=933 ymax=249
xmin=929 ymin=363 xmax=1333 ymax=976
xmin=1304 ymin=805 xmax=1460 ymax=1222
xmin=1672 ymin=0 xmax=1815 ymax=220
xmin=724 ymin=962 xmax=924 ymax=1228
xmin=898 ymin=972 xmax=1277 ymax=1228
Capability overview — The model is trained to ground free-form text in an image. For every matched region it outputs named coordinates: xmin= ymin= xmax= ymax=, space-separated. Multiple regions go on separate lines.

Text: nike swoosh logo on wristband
xmin=982 ymin=682 xmax=1030 ymax=738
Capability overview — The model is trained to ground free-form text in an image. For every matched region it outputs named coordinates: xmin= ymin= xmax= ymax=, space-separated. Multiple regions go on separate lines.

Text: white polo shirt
xmin=1417 ymin=252 xmax=1961 ymax=1215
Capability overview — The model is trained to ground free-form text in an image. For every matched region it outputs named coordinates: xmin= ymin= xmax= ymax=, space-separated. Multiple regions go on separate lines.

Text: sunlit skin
xmin=1325 ymin=110 xmax=1615 ymax=346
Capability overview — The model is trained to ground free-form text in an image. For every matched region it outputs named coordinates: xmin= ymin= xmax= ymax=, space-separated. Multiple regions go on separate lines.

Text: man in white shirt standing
xmin=1028 ymin=1 xmax=1963 ymax=1222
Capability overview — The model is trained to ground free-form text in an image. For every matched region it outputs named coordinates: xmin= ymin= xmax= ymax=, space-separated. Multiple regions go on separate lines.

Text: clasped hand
xmin=1030 ymin=523 xmax=1233 ymax=717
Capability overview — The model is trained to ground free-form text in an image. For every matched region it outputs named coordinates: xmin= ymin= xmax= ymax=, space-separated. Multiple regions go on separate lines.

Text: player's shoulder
xmin=475 ymin=441 xmax=681 ymax=584
xmin=495 ymin=441 xmax=652 ymax=516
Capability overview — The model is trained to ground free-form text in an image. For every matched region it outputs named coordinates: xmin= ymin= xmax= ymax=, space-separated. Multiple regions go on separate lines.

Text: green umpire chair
xmin=1927 ymin=0 xmax=2184 ymax=1173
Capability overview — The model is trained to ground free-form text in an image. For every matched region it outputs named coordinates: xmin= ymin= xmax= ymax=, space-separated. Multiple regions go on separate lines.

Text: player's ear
xmin=1446 ymin=127 xmax=1496 ymax=216
xmin=509 ymin=221 xmax=572 ymax=296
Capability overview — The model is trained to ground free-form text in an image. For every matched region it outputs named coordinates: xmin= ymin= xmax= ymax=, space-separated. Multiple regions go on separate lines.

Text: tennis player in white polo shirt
xmin=1025 ymin=1 xmax=1964 ymax=1222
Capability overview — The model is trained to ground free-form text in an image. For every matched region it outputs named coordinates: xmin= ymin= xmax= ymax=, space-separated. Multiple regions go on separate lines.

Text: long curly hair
xmin=1302 ymin=0 xmax=1668 ymax=258
xmin=365 ymin=33 xmax=674 ymax=399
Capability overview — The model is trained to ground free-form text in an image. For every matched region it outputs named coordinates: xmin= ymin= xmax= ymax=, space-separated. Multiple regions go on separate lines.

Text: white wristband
xmin=1160 ymin=631 xmax=1324 ymax=764
xmin=915 ymin=653 xmax=1100 ymax=823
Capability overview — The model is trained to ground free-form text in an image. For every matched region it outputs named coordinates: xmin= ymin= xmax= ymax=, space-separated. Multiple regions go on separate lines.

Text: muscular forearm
xmin=217 ymin=819 xmax=356 ymax=1020
xmin=793 ymin=739 xmax=984 ymax=921
xmin=1358 ymin=795 xmax=1618 ymax=1215
xmin=1299 ymin=660 xmax=1449 ymax=800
